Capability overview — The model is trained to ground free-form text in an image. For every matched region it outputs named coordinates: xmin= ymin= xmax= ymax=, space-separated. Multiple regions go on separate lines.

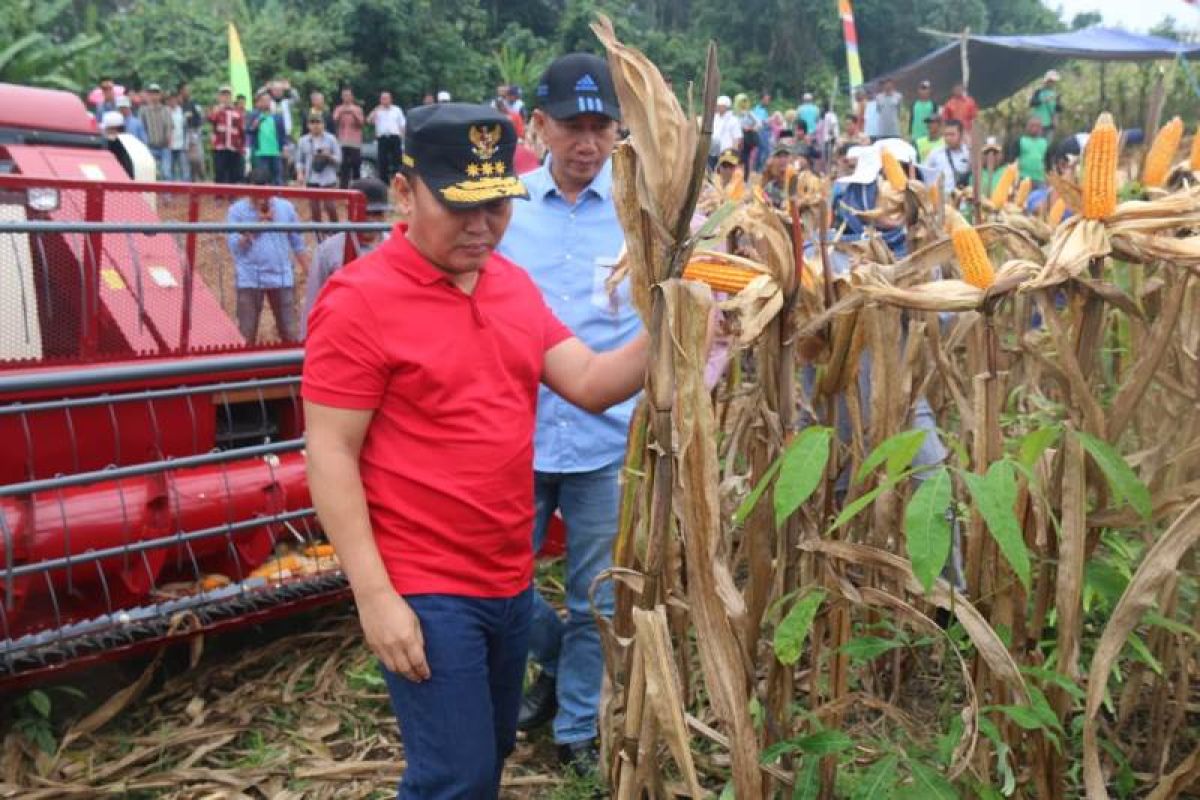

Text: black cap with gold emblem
xmin=401 ymin=102 xmax=529 ymax=209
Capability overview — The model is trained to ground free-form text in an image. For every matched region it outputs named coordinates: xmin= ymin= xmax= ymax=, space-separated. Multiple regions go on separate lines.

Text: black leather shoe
xmin=516 ymin=671 xmax=557 ymax=732
xmin=557 ymin=739 xmax=600 ymax=776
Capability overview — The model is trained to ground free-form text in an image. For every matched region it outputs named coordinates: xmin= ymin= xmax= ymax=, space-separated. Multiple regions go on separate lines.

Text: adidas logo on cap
xmin=574 ymin=74 xmax=599 ymax=93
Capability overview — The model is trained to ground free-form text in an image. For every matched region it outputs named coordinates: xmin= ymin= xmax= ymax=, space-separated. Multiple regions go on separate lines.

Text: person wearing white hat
xmin=979 ymin=136 xmax=1005 ymax=197
xmin=115 ymin=95 xmax=148 ymax=145
xmin=1031 ymin=69 xmax=1063 ymax=135
xmin=709 ymin=94 xmax=741 ymax=168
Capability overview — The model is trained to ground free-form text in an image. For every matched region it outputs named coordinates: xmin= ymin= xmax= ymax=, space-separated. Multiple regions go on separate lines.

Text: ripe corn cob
xmin=250 ymin=554 xmax=306 ymax=580
xmin=1143 ymin=116 xmax=1183 ymax=188
xmin=951 ymin=225 xmax=995 ymax=289
xmin=1014 ymin=178 xmax=1033 ymax=209
xmin=683 ymin=256 xmax=761 ymax=294
xmin=1048 ymin=197 xmax=1067 ymax=227
xmin=989 ymin=163 xmax=1018 ymax=207
xmin=1082 ymin=113 xmax=1118 ymax=220
xmin=881 ymin=149 xmax=908 ymax=191
xmin=303 ymin=543 xmax=337 ymax=559
xmin=1190 ymin=126 xmax=1200 ymax=171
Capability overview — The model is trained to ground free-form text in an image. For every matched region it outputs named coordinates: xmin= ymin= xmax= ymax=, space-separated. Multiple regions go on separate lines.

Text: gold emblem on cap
xmin=469 ymin=124 xmax=502 ymax=161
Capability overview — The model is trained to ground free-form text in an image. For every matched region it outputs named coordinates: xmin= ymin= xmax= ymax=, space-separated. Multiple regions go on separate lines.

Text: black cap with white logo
xmin=536 ymin=53 xmax=621 ymax=122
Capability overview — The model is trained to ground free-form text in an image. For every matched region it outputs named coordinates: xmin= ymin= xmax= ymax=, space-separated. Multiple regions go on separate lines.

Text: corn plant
xmin=594 ymin=23 xmax=1199 ymax=800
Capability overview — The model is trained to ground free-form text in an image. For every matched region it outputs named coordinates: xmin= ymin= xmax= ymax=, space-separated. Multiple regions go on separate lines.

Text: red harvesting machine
xmin=0 ymin=83 xmax=373 ymax=688
xmin=0 ymin=83 xmax=569 ymax=689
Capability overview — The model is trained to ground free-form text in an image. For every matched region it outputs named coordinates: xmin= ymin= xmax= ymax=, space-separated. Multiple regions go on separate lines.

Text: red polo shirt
xmin=302 ymin=225 xmax=572 ymax=597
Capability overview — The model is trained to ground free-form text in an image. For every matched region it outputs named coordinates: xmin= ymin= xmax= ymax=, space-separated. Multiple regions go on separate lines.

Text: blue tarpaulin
xmin=871 ymin=27 xmax=1200 ymax=108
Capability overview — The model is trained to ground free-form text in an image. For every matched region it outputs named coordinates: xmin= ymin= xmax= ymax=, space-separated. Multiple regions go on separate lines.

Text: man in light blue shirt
xmin=226 ymin=167 xmax=310 ymax=344
xmin=497 ymin=52 xmax=637 ymax=775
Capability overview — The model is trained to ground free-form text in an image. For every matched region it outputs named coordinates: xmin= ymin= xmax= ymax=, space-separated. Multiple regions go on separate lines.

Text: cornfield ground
xmin=0 ymin=564 xmax=598 ymax=799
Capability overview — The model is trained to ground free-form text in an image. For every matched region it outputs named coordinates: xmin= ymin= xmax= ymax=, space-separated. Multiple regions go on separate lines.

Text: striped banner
xmin=228 ymin=23 xmax=253 ymax=103
xmin=838 ymin=0 xmax=865 ymax=97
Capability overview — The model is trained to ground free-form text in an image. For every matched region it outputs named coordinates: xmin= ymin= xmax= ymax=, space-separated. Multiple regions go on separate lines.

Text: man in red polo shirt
xmin=302 ymin=103 xmax=647 ymax=798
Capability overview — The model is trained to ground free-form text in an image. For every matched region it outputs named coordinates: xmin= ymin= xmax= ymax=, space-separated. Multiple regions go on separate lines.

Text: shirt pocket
xmin=590 ymin=256 xmax=629 ymax=315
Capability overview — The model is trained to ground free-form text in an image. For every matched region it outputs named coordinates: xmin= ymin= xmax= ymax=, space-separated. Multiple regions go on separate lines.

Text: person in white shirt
xmin=165 ymin=92 xmax=189 ymax=181
xmin=368 ymin=91 xmax=407 ymax=183
xmin=923 ymin=119 xmax=971 ymax=196
xmin=710 ymin=95 xmax=742 ymax=168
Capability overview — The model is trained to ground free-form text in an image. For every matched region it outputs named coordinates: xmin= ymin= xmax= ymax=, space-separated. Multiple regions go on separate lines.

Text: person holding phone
xmin=296 ymin=113 xmax=342 ymax=232
xmin=226 ymin=167 xmax=309 ymax=343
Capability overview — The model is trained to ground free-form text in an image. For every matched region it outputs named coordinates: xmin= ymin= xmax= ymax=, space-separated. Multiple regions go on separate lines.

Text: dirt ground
xmin=0 ymin=599 xmax=595 ymax=799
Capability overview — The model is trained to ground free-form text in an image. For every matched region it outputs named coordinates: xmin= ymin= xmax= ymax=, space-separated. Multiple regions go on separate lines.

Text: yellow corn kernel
xmin=951 ymin=226 xmax=995 ymax=290
xmin=1082 ymin=113 xmax=1118 ymax=220
xmin=1143 ymin=115 xmax=1182 ymax=188
xmin=1014 ymin=178 xmax=1032 ymax=209
xmin=682 ymin=257 xmax=760 ymax=294
xmin=989 ymin=163 xmax=1018 ymax=207
xmin=1047 ymin=197 xmax=1067 ymax=227
xmin=1190 ymin=126 xmax=1200 ymax=171
xmin=881 ymin=149 xmax=908 ymax=192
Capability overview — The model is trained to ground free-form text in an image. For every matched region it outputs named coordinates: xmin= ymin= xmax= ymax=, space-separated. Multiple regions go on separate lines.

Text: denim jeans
xmin=235 ymin=286 xmax=297 ymax=344
xmin=382 ymin=588 xmax=532 ymax=799
xmin=252 ymin=154 xmax=284 ymax=185
xmin=530 ymin=459 xmax=620 ymax=744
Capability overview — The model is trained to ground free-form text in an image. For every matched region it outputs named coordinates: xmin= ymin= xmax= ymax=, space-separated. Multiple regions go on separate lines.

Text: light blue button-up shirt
xmin=226 ymin=197 xmax=306 ymax=289
xmin=499 ymin=158 xmax=642 ymax=473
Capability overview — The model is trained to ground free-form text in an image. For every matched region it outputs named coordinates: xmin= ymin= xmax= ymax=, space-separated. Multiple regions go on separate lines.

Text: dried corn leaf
xmin=664 ymin=279 xmax=762 ymax=798
xmin=1110 ymin=231 xmax=1200 ymax=268
xmin=798 ymin=539 xmax=1030 ymax=702
xmin=592 ymin=15 xmax=696 ymax=238
xmin=631 ymin=607 xmax=704 ymax=797
xmin=1083 ymin=497 xmax=1200 ymax=800
xmin=1023 ymin=217 xmax=1110 ymax=291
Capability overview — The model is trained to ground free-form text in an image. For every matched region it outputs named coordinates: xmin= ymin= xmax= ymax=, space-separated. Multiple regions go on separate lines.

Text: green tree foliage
xmin=0 ymin=0 xmax=101 ymax=92
xmin=1 ymin=0 xmax=1186 ymax=117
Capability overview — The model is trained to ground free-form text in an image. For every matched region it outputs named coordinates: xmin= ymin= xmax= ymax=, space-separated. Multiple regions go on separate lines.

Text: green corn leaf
xmin=908 ymin=761 xmax=959 ymax=800
xmin=733 ymin=457 xmax=783 ymax=526
xmin=961 ymin=461 xmax=1031 ymax=592
xmin=841 ymin=635 xmax=907 ymax=661
xmin=774 ymin=427 xmax=833 ymax=527
xmin=855 ymin=428 xmax=929 ymax=484
xmin=1016 ymin=425 xmax=1061 ymax=470
xmin=793 ymin=756 xmax=822 ymax=800
xmin=790 ymin=729 xmax=853 ymax=756
xmin=774 ymin=590 xmax=826 ymax=666
xmin=1076 ymin=431 xmax=1152 ymax=521
xmin=905 ymin=466 xmax=953 ymax=593
xmin=851 ymin=754 xmax=899 ymax=800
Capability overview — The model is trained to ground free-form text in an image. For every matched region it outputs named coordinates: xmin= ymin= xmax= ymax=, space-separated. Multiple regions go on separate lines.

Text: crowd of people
xmin=91 ymin=76 xmax=540 ymax=191
xmin=708 ymin=69 xmax=1073 ymax=198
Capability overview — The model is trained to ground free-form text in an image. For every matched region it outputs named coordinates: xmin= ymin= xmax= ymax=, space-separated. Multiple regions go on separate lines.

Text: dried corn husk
xmin=592 ymin=15 xmax=696 ymax=241
xmin=857 ymin=260 xmax=1039 ymax=312
xmin=1022 ymin=217 xmax=1110 ymax=290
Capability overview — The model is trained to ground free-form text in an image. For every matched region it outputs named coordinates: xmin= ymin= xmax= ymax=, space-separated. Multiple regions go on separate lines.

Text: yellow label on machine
xmin=100 ymin=268 xmax=126 ymax=290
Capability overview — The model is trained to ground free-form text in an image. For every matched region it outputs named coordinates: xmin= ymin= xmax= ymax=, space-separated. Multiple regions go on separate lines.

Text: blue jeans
xmin=382 ymin=588 xmax=532 ymax=799
xmin=252 ymin=154 xmax=284 ymax=185
xmin=531 ymin=460 xmax=620 ymax=744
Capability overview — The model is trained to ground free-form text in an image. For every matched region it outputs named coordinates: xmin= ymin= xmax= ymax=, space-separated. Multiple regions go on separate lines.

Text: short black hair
xmin=944 ymin=119 xmax=964 ymax=133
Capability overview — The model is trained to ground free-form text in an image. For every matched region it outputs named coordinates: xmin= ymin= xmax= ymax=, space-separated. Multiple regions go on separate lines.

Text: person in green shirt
xmin=1011 ymin=116 xmax=1049 ymax=186
xmin=979 ymin=137 xmax=1004 ymax=196
xmin=916 ymin=115 xmax=944 ymax=163
xmin=910 ymin=79 xmax=938 ymax=142
xmin=248 ymin=90 xmax=286 ymax=185
xmin=1029 ymin=70 xmax=1062 ymax=135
